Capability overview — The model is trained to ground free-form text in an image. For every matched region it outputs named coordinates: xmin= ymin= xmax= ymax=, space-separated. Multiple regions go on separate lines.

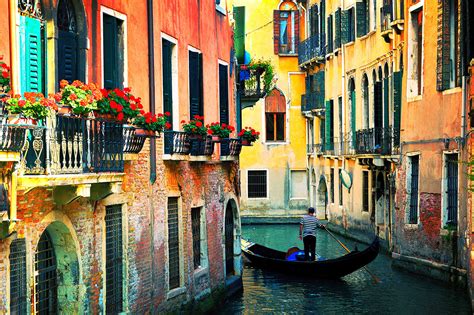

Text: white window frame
xmin=406 ymin=153 xmax=421 ymax=226
xmin=161 ymin=33 xmax=180 ymax=130
xmin=441 ymin=151 xmax=459 ymax=228
xmin=100 ymin=6 xmax=128 ymax=88
xmin=246 ymin=169 xmax=269 ymax=200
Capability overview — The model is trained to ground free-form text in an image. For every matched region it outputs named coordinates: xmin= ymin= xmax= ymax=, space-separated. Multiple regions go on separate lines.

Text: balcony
xmin=380 ymin=1 xmax=393 ymax=42
xmin=301 ymin=92 xmax=325 ymax=115
xmin=17 ymin=115 xmax=126 ymax=197
xmin=238 ymin=66 xmax=266 ymax=108
xmin=220 ymin=138 xmax=242 ymax=161
xmin=123 ymin=125 xmax=146 ymax=155
xmin=163 ymin=131 xmax=191 ymax=160
xmin=355 ymin=127 xmax=398 ymax=155
xmin=298 ymin=35 xmax=325 ymax=67
xmin=0 ymin=123 xmax=28 ymax=161
xmin=189 ymin=136 xmax=214 ymax=161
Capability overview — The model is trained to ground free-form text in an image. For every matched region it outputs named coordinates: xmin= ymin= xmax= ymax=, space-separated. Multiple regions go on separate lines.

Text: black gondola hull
xmin=242 ymin=237 xmax=379 ymax=278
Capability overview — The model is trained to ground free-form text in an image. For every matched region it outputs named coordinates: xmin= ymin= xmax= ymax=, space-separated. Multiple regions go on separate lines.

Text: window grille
xmin=409 ymin=156 xmax=419 ymax=224
xmin=10 ymin=239 xmax=27 ymax=315
xmin=225 ymin=206 xmax=234 ymax=276
xmin=105 ymin=204 xmax=123 ymax=314
xmin=168 ymin=197 xmax=180 ymax=290
xmin=191 ymin=207 xmax=201 ymax=269
xmin=446 ymin=154 xmax=458 ymax=225
xmin=35 ymin=231 xmax=58 ymax=315
xmin=248 ymin=170 xmax=267 ymax=198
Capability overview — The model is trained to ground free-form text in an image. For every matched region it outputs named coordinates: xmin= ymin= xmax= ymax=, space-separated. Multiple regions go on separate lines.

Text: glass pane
xmin=276 ymin=113 xmax=285 ymax=141
xmin=266 ymin=113 xmax=275 ymax=141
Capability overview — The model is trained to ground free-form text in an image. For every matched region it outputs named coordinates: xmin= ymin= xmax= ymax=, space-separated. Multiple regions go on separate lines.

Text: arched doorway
xmin=375 ymin=172 xmax=385 ymax=225
xmin=35 ymin=222 xmax=80 ymax=314
xmin=316 ymin=176 xmax=328 ymax=220
xmin=224 ymin=198 xmax=241 ymax=277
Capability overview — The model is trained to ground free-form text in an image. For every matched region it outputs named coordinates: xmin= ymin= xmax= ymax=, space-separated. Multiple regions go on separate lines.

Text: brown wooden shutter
xmin=265 ymin=89 xmax=286 ymax=113
xmin=274 ymin=10 xmax=280 ymax=54
xmin=294 ymin=10 xmax=300 ymax=54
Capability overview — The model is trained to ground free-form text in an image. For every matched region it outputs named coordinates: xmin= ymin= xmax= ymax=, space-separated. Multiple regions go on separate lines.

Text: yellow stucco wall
xmin=232 ymin=0 xmax=309 ymax=217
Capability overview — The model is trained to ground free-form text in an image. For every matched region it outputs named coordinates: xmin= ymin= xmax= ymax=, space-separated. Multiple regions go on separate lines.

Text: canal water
xmin=220 ymin=224 xmax=471 ymax=314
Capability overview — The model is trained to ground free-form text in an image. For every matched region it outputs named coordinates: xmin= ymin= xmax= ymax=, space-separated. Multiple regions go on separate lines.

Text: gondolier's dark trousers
xmin=303 ymin=235 xmax=316 ymax=261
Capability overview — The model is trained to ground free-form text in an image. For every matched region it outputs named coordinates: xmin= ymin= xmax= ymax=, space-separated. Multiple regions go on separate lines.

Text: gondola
xmin=241 ymin=237 xmax=380 ymax=279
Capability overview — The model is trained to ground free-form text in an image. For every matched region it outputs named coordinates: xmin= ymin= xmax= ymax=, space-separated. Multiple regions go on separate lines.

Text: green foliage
xmin=248 ymin=58 xmax=275 ymax=94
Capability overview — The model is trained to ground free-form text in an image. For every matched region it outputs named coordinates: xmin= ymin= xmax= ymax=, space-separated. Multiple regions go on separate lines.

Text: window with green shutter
xmin=19 ymin=15 xmax=44 ymax=94
xmin=327 ymin=15 xmax=334 ymax=53
xmin=325 ymin=100 xmax=334 ymax=150
xmin=335 ymin=8 xmax=341 ymax=49
xmin=356 ymin=0 xmax=368 ymax=37
xmin=348 ymin=8 xmax=356 ymax=42
xmin=189 ymin=51 xmax=204 ymax=119
xmin=219 ymin=64 xmax=229 ymax=125
xmin=163 ymin=39 xmax=174 ymax=126
xmin=341 ymin=10 xmax=349 ymax=44
xmin=103 ymin=14 xmax=125 ymax=90
xmin=393 ymin=71 xmax=402 ymax=146
xmin=57 ymin=0 xmax=79 ymax=85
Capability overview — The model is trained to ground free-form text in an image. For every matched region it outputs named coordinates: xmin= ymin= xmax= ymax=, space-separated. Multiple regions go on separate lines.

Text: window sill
xmin=264 ymin=141 xmax=288 ymax=145
xmin=193 ymin=266 xmax=209 ymax=279
xmin=246 ymin=197 xmax=269 ymax=200
xmin=344 ymin=41 xmax=355 ymax=47
xmin=289 ymin=197 xmax=308 ymax=201
xmin=404 ymin=223 xmax=420 ymax=229
xmin=325 ymin=53 xmax=334 ymax=60
xmin=334 ymin=48 xmax=341 ymax=55
xmin=279 ymin=53 xmax=298 ymax=57
xmin=407 ymin=95 xmax=422 ymax=103
xmin=216 ymin=5 xmax=226 ymax=15
xmin=167 ymin=286 xmax=187 ymax=300
xmin=441 ymin=87 xmax=462 ymax=95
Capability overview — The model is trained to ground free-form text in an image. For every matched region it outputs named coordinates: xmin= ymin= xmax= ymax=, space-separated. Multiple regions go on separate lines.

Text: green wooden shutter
xmin=189 ymin=51 xmax=200 ymax=119
xmin=162 ymin=40 xmax=173 ymax=126
xmin=383 ymin=77 xmax=389 ymax=128
xmin=274 ymin=11 xmax=281 ymax=54
xmin=103 ymin=15 xmax=118 ymax=89
xmin=219 ymin=64 xmax=229 ymax=124
xmin=356 ymin=1 xmax=367 ymax=37
xmin=436 ymin=0 xmax=451 ymax=91
xmin=234 ymin=6 xmax=245 ymax=64
xmin=198 ymin=53 xmax=204 ymax=116
xmin=325 ymin=100 xmax=334 ymax=150
xmin=351 ymin=90 xmax=356 ymax=147
xmin=321 ymin=0 xmax=326 ymax=50
xmin=341 ymin=10 xmax=349 ymax=44
xmin=58 ymin=30 xmax=78 ymax=84
xmin=335 ymin=8 xmax=341 ymax=49
xmin=374 ymin=82 xmax=383 ymax=128
xmin=314 ymin=71 xmax=325 ymax=110
xmin=393 ymin=71 xmax=402 ymax=145
xmin=19 ymin=16 xmax=43 ymax=94
xmin=327 ymin=15 xmax=332 ymax=53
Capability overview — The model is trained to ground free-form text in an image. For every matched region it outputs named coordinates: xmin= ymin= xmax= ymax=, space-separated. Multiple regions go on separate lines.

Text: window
xmin=291 ymin=170 xmax=308 ymax=199
xmin=349 ymin=78 xmax=356 ymax=148
xmin=103 ymin=13 xmax=125 ymax=89
xmin=338 ymin=169 xmax=343 ymax=206
xmin=444 ymin=153 xmax=458 ymax=226
xmin=219 ymin=64 xmax=229 ymax=125
xmin=362 ymin=170 xmax=369 ymax=211
xmin=325 ymin=100 xmax=334 ymax=150
xmin=370 ymin=0 xmax=376 ymax=31
xmin=35 ymin=231 xmax=58 ymax=314
xmin=162 ymin=38 xmax=177 ymax=129
xmin=307 ymin=118 xmax=314 ymax=153
xmin=57 ymin=0 xmax=79 ymax=85
xmin=327 ymin=14 xmax=334 ymax=53
xmin=273 ymin=2 xmax=299 ymax=55
xmin=10 ymin=239 xmax=27 ymax=315
xmin=338 ymin=96 xmax=343 ymax=151
xmin=356 ymin=0 xmax=369 ymax=37
xmin=309 ymin=4 xmax=320 ymax=38
xmin=437 ymin=0 xmax=460 ymax=90
xmin=105 ymin=204 xmax=123 ymax=313
xmin=216 ymin=0 xmax=226 ymax=15
xmin=407 ymin=155 xmax=419 ymax=224
xmin=330 ymin=168 xmax=335 ymax=203
xmin=191 ymin=207 xmax=201 ymax=269
xmin=168 ymin=197 xmax=180 ymax=290
xmin=189 ymin=50 xmax=204 ymax=119
xmin=362 ymin=74 xmax=369 ymax=129
xmin=265 ymin=89 xmax=286 ymax=142
xmin=348 ymin=8 xmax=356 ymax=42
xmin=335 ymin=8 xmax=341 ymax=49
xmin=248 ymin=170 xmax=267 ymax=198
xmin=407 ymin=6 xmax=423 ymax=97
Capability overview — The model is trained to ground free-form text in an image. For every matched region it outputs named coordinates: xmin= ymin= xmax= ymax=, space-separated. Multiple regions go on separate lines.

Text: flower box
xmin=134 ymin=128 xmax=156 ymax=137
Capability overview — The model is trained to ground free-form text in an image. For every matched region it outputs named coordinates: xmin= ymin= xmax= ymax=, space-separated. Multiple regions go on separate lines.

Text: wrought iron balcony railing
xmin=221 ymin=138 xmax=242 ymax=157
xmin=298 ymin=35 xmax=325 ymax=66
xmin=20 ymin=115 xmax=125 ymax=175
xmin=123 ymin=125 xmax=146 ymax=154
xmin=190 ymin=136 xmax=214 ymax=157
xmin=355 ymin=126 xmax=396 ymax=155
xmin=238 ymin=66 xmax=266 ymax=102
xmin=164 ymin=131 xmax=190 ymax=155
xmin=301 ymin=92 xmax=325 ymax=112
xmin=0 ymin=123 xmax=28 ymax=152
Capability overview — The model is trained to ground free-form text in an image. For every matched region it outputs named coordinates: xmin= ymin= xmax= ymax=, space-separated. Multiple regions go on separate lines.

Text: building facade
xmin=0 ymin=0 xmax=242 ymax=313
xmin=233 ymin=0 xmax=309 ymax=221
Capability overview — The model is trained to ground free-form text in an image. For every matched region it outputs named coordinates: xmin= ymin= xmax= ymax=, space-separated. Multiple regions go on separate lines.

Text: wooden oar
xmin=323 ymin=226 xmax=381 ymax=284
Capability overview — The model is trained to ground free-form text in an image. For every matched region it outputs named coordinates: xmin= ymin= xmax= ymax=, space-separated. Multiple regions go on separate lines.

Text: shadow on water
xmin=217 ymin=224 xmax=471 ymax=315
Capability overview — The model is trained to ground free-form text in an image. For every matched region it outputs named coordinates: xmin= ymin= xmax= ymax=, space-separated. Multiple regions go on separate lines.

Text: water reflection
xmin=219 ymin=224 xmax=471 ymax=314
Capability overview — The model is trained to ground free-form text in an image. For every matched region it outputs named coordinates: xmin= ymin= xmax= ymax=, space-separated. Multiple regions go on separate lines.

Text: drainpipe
xmin=9 ymin=0 xmax=17 ymax=93
xmin=341 ymin=0 xmax=346 ymax=229
xmin=146 ymin=0 xmax=156 ymax=310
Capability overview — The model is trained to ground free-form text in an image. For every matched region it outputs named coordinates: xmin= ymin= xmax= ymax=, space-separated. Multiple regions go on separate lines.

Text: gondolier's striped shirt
xmin=300 ymin=215 xmax=322 ymax=237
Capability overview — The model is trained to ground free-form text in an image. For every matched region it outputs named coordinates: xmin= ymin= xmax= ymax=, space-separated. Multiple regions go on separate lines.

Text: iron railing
xmin=298 ymin=35 xmax=325 ymax=66
xmin=164 ymin=131 xmax=190 ymax=155
xmin=221 ymin=138 xmax=242 ymax=157
xmin=381 ymin=0 xmax=393 ymax=32
xmin=190 ymin=136 xmax=214 ymax=157
xmin=123 ymin=126 xmax=146 ymax=154
xmin=301 ymin=92 xmax=325 ymax=112
xmin=20 ymin=115 xmax=125 ymax=175
xmin=355 ymin=126 xmax=397 ymax=155
xmin=238 ymin=65 xmax=267 ymax=101
xmin=0 ymin=123 xmax=28 ymax=152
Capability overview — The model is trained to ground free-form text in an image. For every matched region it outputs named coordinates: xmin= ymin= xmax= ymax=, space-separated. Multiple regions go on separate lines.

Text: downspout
xmin=146 ymin=0 xmax=156 ymax=310
xmin=341 ymin=0 xmax=346 ymax=228
xmin=9 ymin=0 xmax=17 ymax=93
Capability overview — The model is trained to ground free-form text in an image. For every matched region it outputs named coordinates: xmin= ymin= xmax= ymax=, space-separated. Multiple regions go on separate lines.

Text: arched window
xmin=374 ymin=68 xmax=383 ymax=130
xmin=348 ymin=78 xmax=356 ymax=147
xmin=274 ymin=1 xmax=299 ymax=54
xmin=362 ymin=74 xmax=369 ymax=129
xmin=265 ymin=89 xmax=286 ymax=141
xmin=57 ymin=0 xmax=79 ymax=84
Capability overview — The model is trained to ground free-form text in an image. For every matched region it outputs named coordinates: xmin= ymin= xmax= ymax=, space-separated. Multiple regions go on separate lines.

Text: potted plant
xmin=0 ymin=56 xmax=11 ymax=95
xmin=181 ymin=115 xmax=208 ymax=139
xmin=133 ymin=111 xmax=171 ymax=137
xmin=207 ymin=122 xmax=235 ymax=142
xmin=5 ymin=92 xmax=58 ymax=124
xmin=96 ymin=87 xmax=143 ymax=122
xmin=238 ymin=126 xmax=260 ymax=146
xmin=57 ymin=80 xmax=103 ymax=116
xmin=247 ymin=58 xmax=276 ymax=95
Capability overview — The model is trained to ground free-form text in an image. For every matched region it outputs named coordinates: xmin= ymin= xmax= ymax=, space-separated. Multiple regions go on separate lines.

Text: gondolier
xmin=299 ymin=207 xmax=324 ymax=261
